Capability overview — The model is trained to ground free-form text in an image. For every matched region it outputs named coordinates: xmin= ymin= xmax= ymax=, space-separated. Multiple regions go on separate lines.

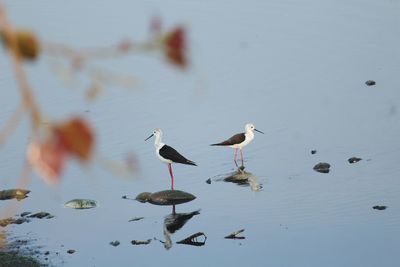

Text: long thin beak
xmin=145 ymin=134 xmax=154 ymax=141
xmin=255 ymin=129 xmax=264 ymax=134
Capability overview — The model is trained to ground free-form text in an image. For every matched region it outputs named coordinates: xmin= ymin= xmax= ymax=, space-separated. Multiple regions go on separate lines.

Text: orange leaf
xmin=53 ymin=117 xmax=94 ymax=162
xmin=26 ymin=140 xmax=66 ymax=184
xmin=163 ymin=26 xmax=187 ymax=68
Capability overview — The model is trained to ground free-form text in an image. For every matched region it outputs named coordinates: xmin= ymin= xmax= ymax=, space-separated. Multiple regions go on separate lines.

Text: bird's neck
xmin=245 ymin=130 xmax=254 ymax=140
xmin=154 ymin=135 xmax=163 ymax=149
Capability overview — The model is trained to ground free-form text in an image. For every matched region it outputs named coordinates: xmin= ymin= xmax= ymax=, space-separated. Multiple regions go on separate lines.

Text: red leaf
xmin=163 ymin=26 xmax=187 ymax=68
xmin=26 ymin=140 xmax=66 ymax=184
xmin=53 ymin=117 xmax=94 ymax=162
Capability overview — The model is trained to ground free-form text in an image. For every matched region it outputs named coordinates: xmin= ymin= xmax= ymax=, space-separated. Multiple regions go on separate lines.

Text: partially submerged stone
xmin=373 ymin=205 xmax=387 ymax=210
xmin=64 ymin=199 xmax=97 ymax=209
xmin=313 ymin=162 xmax=331 ymax=173
xmin=348 ymin=157 xmax=362 ymax=164
xmin=365 ymin=80 xmax=376 ymax=86
xmin=28 ymin=212 xmax=53 ymax=219
xmin=135 ymin=192 xmax=152 ymax=203
xmin=135 ymin=190 xmax=196 ymax=206
xmin=109 ymin=240 xmax=120 ymax=247
xmin=0 ymin=189 xmax=30 ymax=201
xmin=131 ymin=239 xmax=151 ymax=245
xmin=128 ymin=217 xmax=144 ymax=222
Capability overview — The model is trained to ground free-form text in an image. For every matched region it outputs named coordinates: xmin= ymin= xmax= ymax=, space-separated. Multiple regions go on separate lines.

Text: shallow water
xmin=1 ymin=0 xmax=400 ymax=266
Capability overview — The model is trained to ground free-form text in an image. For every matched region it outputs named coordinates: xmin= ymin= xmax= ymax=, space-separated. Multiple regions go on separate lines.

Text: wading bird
xmin=211 ymin=123 xmax=264 ymax=166
xmin=145 ymin=129 xmax=196 ymax=190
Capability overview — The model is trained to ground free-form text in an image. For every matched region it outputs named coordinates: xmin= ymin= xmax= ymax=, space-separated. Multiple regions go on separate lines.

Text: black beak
xmin=255 ymin=129 xmax=264 ymax=134
xmin=145 ymin=134 xmax=154 ymax=141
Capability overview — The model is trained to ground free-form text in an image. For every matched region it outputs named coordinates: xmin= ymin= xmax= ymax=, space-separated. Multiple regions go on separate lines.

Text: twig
xmin=224 ymin=229 xmax=245 ymax=239
xmin=0 ymin=101 xmax=25 ymax=146
xmin=176 ymin=232 xmax=207 ymax=246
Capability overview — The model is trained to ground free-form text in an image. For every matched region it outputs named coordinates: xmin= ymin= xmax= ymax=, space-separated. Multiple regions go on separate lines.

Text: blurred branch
xmin=0 ymin=101 xmax=25 ymax=146
xmin=0 ymin=5 xmax=42 ymax=131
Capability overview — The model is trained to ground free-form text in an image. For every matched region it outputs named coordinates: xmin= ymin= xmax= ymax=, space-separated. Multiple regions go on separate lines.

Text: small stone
xmin=205 ymin=178 xmax=211 ymax=184
xmin=122 ymin=195 xmax=127 ymax=199
xmin=28 ymin=211 xmax=52 ymax=219
xmin=365 ymin=80 xmax=376 ymax=86
xmin=313 ymin=162 xmax=331 ymax=173
xmin=109 ymin=240 xmax=120 ymax=247
xmin=348 ymin=157 xmax=362 ymax=164
xmin=67 ymin=249 xmax=75 ymax=254
xmin=131 ymin=239 xmax=151 ymax=245
xmin=20 ymin=212 xmax=31 ymax=217
xmin=45 ymin=251 xmax=50 ymax=255
xmin=311 ymin=150 xmax=317 ymax=154
xmin=128 ymin=217 xmax=144 ymax=222
xmin=373 ymin=205 xmax=387 ymax=210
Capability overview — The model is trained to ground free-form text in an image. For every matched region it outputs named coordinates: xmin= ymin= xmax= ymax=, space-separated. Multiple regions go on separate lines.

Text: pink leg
xmin=240 ymin=149 xmax=244 ymax=166
xmin=233 ymin=148 xmax=238 ymax=167
xmin=167 ymin=163 xmax=174 ymax=190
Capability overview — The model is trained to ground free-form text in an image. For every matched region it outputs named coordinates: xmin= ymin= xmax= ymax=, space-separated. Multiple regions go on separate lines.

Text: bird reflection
xmin=161 ymin=206 xmax=204 ymax=250
xmin=212 ymin=166 xmax=262 ymax=191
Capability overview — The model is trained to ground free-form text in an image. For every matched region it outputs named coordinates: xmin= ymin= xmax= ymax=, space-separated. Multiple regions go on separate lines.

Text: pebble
xmin=313 ymin=162 xmax=331 ymax=173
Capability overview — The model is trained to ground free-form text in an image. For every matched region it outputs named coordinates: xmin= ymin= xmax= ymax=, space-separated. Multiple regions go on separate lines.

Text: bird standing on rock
xmin=146 ymin=128 xmax=196 ymax=190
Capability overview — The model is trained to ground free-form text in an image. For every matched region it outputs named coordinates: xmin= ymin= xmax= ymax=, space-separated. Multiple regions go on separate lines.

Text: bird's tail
xmin=185 ymin=160 xmax=197 ymax=166
xmin=210 ymin=143 xmax=223 ymax=146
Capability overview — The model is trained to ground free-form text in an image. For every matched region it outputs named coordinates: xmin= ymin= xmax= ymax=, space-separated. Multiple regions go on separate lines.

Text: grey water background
xmin=1 ymin=0 xmax=400 ymax=266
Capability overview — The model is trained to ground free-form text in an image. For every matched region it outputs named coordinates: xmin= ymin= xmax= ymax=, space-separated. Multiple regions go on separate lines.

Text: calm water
xmin=1 ymin=0 xmax=400 ymax=266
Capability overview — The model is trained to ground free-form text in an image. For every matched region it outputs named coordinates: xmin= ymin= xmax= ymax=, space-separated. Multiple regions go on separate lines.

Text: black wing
xmin=211 ymin=133 xmax=245 ymax=146
xmin=159 ymin=145 xmax=197 ymax=166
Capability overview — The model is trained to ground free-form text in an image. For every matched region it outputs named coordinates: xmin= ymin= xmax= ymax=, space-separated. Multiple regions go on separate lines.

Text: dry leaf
xmin=53 ymin=117 xmax=94 ymax=162
xmin=0 ymin=29 xmax=40 ymax=60
xmin=163 ymin=26 xmax=187 ymax=68
xmin=26 ymin=140 xmax=66 ymax=184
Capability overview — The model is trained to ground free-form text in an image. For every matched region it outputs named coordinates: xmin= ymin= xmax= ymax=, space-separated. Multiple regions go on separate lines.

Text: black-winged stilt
xmin=145 ymin=128 xmax=196 ymax=190
xmin=211 ymin=123 xmax=264 ymax=166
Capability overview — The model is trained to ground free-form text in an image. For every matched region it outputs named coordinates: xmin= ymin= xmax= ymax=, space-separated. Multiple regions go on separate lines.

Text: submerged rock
xmin=135 ymin=190 xmax=196 ymax=206
xmin=128 ymin=217 xmax=144 ymax=222
xmin=28 ymin=212 xmax=53 ymax=219
xmin=373 ymin=205 xmax=387 ymax=210
xmin=0 ymin=189 xmax=30 ymax=201
xmin=135 ymin=192 xmax=152 ymax=203
xmin=313 ymin=162 xmax=331 ymax=173
xmin=131 ymin=239 xmax=151 ymax=245
xmin=348 ymin=157 xmax=362 ymax=164
xmin=109 ymin=240 xmax=120 ymax=247
xmin=64 ymin=199 xmax=97 ymax=209
xmin=365 ymin=80 xmax=376 ymax=86
xmin=0 ymin=211 xmax=54 ymax=227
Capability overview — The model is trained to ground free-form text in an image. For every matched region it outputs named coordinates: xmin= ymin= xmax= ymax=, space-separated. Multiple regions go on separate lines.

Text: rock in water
xmin=135 ymin=190 xmax=196 ymax=206
xmin=64 ymin=199 xmax=97 ymax=209
xmin=348 ymin=157 xmax=362 ymax=164
xmin=0 ymin=189 xmax=30 ymax=201
xmin=135 ymin=192 xmax=152 ymax=203
xmin=109 ymin=240 xmax=120 ymax=247
xmin=313 ymin=162 xmax=331 ymax=173
xmin=373 ymin=205 xmax=387 ymax=210
xmin=365 ymin=80 xmax=376 ymax=86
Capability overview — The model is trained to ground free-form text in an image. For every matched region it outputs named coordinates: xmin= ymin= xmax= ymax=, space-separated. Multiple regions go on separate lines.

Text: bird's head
xmin=145 ymin=128 xmax=163 ymax=141
xmin=245 ymin=123 xmax=264 ymax=134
